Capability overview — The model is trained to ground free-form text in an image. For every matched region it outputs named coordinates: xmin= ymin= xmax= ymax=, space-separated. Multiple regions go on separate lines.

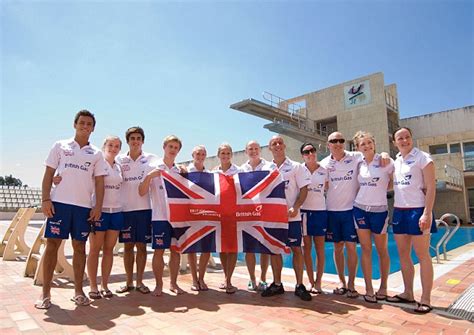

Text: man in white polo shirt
xmin=116 ymin=127 xmax=157 ymax=295
xmin=35 ymin=110 xmax=107 ymax=309
xmin=138 ymin=135 xmax=184 ymax=296
xmin=260 ymin=135 xmax=312 ymax=301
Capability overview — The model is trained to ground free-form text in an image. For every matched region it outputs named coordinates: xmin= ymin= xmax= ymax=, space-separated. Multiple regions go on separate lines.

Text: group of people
xmin=35 ymin=109 xmax=436 ymax=315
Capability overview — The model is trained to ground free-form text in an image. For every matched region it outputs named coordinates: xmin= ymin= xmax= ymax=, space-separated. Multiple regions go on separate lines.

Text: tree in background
xmin=0 ymin=175 xmax=24 ymax=187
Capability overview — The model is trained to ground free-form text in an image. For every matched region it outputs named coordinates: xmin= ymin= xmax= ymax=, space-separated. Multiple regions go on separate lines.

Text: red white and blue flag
xmin=162 ymin=170 xmax=289 ymax=254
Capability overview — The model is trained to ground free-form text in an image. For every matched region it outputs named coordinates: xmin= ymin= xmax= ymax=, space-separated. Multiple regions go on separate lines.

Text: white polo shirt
xmin=266 ymin=158 xmax=311 ymax=222
xmin=301 ymin=165 xmax=328 ymax=211
xmin=213 ymin=164 xmax=240 ymax=176
xmin=187 ymin=163 xmax=209 ymax=173
xmin=354 ymin=155 xmax=394 ymax=207
xmin=240 ymin=159 xmax=269 ymax=172
xmin=101 ymin=160 xmax=123 ymax=209
xmin=45 ymin=138 xmax=107 ymax=208
xmin=394 ymin=148 xmax=433 ymax=208
xmin=147 ymin=159 xmax=180 ymax=221
xmin=117 ymin=151 xmax=157 ymax=212
xmin=320 ymin=151 xmax=363 ymax=211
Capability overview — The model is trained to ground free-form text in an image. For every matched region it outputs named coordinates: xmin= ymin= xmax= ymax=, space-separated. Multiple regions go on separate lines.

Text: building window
xmin=429 ymin=144 xmax=448 ymax=155
xmin=463 ymin=141 xmax=474 ymax=156
xmin=450 ymin=143 xmax=461 ymax=153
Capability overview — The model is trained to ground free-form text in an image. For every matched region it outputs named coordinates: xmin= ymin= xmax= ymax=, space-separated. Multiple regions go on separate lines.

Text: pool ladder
xmin=431 ymin=213 xmax=461 ymax=264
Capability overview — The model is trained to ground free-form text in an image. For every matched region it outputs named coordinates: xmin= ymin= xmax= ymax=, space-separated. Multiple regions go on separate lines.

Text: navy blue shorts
xmin=326 ymin=210 xmax=358 ymax=243
xmin=119 ymin=209 xmax=152 ymax=243
xmin=353 ymin=207 xmax=389 ymax=234
xmin=151 ymin=220 xmax=174 ymax=249
xmin=392 ymin=208 xmax=437 ymax=235
xmin=44 ymin=202 xmax=91 ymax=241
xmin=286 ymin=221 xmax=303 ymax=247
xmin=94 ymin=212 xmax=124 ymax=231
xmin=301 ymin=210 xmax=328 ymax=237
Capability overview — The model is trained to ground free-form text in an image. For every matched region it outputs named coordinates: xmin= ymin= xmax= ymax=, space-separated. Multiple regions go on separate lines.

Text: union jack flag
xmin=162 ymin=170 xmax=290 ymax=254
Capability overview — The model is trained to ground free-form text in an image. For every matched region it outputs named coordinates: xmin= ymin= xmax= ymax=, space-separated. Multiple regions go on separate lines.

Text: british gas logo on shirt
xmin=394 ymin=174 xmax=412 ymax=186
xmin=85 ymin=149 xmax=95 ymax=155
xmin=360 ymin=177 xmax=380 ymax=187
xmin=330 ymin=170 xmax=354 ymax=182
xmin=124 ymin=171 xmax=145 ymax=182
xmin=308 ymin=184 xmax=324 ymax=193
xmin=64 ymin=162 xmax=91 ymax=172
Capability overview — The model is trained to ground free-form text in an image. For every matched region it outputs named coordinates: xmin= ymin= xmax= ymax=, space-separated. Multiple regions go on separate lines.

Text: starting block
xmin=0 ymin=207 xmax=36 ymax=260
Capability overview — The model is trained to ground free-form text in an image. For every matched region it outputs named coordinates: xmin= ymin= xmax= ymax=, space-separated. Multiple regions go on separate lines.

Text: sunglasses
xmin=328 ymin=139 xmax=345 ymax=144
xmin=302 ymin=148 xmax=316 ymax=155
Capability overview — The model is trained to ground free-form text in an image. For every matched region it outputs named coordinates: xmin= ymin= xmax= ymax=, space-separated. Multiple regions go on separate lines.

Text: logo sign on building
xmin=344 ymin=80 xmax=371 ymax=108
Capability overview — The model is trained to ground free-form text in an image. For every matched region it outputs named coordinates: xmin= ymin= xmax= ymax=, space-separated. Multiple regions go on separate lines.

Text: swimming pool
xmin=236 ymin=227 xmax=474 ymax=279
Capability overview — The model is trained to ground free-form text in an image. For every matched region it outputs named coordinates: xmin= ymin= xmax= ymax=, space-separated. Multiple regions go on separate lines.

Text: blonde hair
xmin=352 ymin=131 xmax=375 ymax=148
xmin=163 ymin=135 xmax=182 ymax=150
xmin=217 ymin=143 xmax=233 ymax=156
xmin=102 ymin=135 xmax=122 ymax=150
xmin=192 ymin=145 xmax=207 ymax=156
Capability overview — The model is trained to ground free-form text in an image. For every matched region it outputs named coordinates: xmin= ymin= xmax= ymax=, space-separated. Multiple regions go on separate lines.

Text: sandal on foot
xmin=34 ymin=297 xmax=51 ymax=310
xmin=89 ymin=291 xmax=102 ymax=299
xmin=218 ymin=282 xmax=227 ymax=290
xmin=310 ymin=286 xmax=323 ymax=294
xmin=198 ymin=281 xmax=209 ymax=291
xmin=333 ymin=287 xmax=348 ymax=295
xmin=71 ymin=295 xmax=91 ymax=306
xmin=226 ymin=285 xmax=237 ymax=294
xmin=101 ymin=289 xmax=113 ymax=298
xmin=135 ymin=285 xmax=151 ymax=294
xmin=375 ymin=292 xmax=387 ymax=300
xmin=247 ymin=280 xmax=257 ymax=291
xmin=386 ymin=294 xmax=415 ymax=303
xmin=347 ymin=289 xmax=359 ymax=299
xmin=414 ymin=302 xmax=433 ymax=314
xmin=191 ymin=284 xmax=200 ymax=292
xmin=363 ymin=294 xmax=377 ymax=303
xmin=115 ymin=285 xmax=134 ymax=294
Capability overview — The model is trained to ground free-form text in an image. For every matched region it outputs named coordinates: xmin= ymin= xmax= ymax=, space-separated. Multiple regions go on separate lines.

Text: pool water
xmin=235 ymin=227 xmax=473 ymax=279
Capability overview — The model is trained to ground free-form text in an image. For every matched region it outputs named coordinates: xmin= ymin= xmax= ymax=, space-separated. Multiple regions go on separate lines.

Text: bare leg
xmin=219 ymin=253 xmax=228 ymax=286
xmin=313 ymin=236 xmax=325 ymax=291
xmin=346 ymin=242 xmax=358 ymax=291
xmin=169 ymin=250 xmax=183 ymax=294
xmin=188 ymin=253 xmax=199 ymax=289
xmin=245 ymin=253 xmax=257 ymax=285
xmin=198 ymin=252 xmax=210 ymax=289
xmin=412 ymin=234 xmax=433 ymax=305
xmin=357 ymin=229 xmax=374 ymax=295
xmin=152 ymin=249 xmax=164 ymax=296
xmin=72 ymin=240 xmax=87 ymax=297
xmin=123 ymin=242 xmax=135 ymax=287
xmin=333 ymin=242 xmax=346 ymax=288
xmin=135 ymin=242 xmax=147 ymax=287
xmin=291 ymin=246 xmax=304 ymax=285
xmin=302 ymin=235 xmax=315 ymax=287
xmin=87 ymin=231 xmax=105 ymax=293
xmin=270 ymin=254 xmax=283 ymax=285
xmin=394 ymin=234 xmax=415 ymax=300
xmin=101 ymin=230 xmax=119 ymax=291
xmin=225 ymin=252 xmax=238 ymax=287
xmin=39 ymin=238 xmax=62 ymax=300
xmin=373 ymin=233 xmax=389 ymax=296
xmin=260 ymin=254 xmax=270 ymax=283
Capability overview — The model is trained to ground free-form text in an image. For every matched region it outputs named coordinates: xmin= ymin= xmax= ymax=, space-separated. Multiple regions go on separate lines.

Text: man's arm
xmin=289 ymin=186 xmax=308 ymax=218
xmin=89 ymin=175 xmax=105 ymax=221
xmin=41 ymin=167 xmax=56 ymax=218
xmin=138 ymin=169 xmax=162 ymax=196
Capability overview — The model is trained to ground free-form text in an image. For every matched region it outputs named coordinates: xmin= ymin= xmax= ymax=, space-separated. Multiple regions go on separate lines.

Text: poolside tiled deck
xmin=1 ymin=221 xmax=473 ymax=334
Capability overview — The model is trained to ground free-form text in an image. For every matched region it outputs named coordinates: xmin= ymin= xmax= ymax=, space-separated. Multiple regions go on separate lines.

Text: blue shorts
xmin=286 ymin=221 xmax=302 ymax=247
xmin=119 ymin=210 xmax=152 ymax=244
xmin=326 ymin=210 xmax=358 ymax=243
xmin=301 ymin=210 xmax=328 ymax=237
xmin=44 ymin=202 xmax=91 ymax=241
xmin=392 ymin=208 xmax=437 ymax=235
xmin=151 ymin=220 xmax=174 ymax=249
xmin=353 ymin=207 xmax=389 ymax=234
xmin=94 ymin=212 xmax=124 ymax=231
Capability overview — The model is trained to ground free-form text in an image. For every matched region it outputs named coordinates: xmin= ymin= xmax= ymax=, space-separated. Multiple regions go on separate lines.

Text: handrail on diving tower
xmin=430 ymin=213 xmax=461 ymax=263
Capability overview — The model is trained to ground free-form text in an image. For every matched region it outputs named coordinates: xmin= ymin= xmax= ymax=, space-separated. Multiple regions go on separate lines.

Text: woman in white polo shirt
xmin=213 ymin=143 xmax=240 ymax=294
xmin=299 ymin=142 xmax=328 ymax=295
xmin=187 ymin=145 xmax=212 ymax=292
xmin=352 ymin=131 xmax=394 ymax=303
xmin=387 ymin=127 xmax=436 ymax=314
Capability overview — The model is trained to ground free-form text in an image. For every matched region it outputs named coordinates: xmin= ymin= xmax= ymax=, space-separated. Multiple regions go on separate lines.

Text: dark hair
xmin=300 ymin=142 xmax=316 ymax=154
xmin=74 ymin=110 xmax=96 ymax=126
xmin=392 ymin=127 xmax=412 ymax=141
xmin=125 ymin=126 xmax=145 ymax=142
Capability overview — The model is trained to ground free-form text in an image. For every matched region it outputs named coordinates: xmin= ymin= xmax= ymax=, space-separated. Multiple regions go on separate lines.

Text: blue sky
xmin=1 ymin=0 xmax=473 ymax=187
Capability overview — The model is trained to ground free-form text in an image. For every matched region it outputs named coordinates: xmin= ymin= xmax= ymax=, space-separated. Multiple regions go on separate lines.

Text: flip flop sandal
xmin=375 ymin=292 xmax=387 ymax=300
xmin=347 ymin=289 xmax=359 ymax=299
xmin=198 ymin=281 xmax=209 ymax=291
xmin=71 ymin=295 xmax=91 ymax=306
xmin=191 ymin=284 xmax=200 ymax=291
xmin=115 ymin=285 xmax=135 ymax=294
xmin=89 ymin=291 xmax=102 ymax=299
xmin=101 ymin=289 xmax=113 ymax=298
xmin=226 ymin=285 xmax=237 ymax=294
xmin=386 ymin=294 xmax=416 ymax=303
xmin=333 ymin=287 xmax=348 ymax=295
xmin=310 ymin=286 xmax=323 ymax=294
xmin=363 ymin=294 xmax=377 ymax=303
xmin=34 ymin=297 xmax=51 ymax=310
xmin=218 ymin=282 xmax=227 ymax=290
xmin=135 ymin=285 xmax=151 ymax=294
xmin=414 ymin=303 xmax=433 ymax=314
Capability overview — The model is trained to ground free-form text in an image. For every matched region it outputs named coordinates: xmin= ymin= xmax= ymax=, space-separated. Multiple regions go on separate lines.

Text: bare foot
xmin=198 ymin=279 xmax=208 ymax=291
xmin=152 ymin=286 xmax=162 ymax=296
xmin=170 ymin=284 xmax=185 ymax=295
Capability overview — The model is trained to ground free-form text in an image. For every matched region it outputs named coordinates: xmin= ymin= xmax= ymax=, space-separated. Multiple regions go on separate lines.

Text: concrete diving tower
xmin=230 ymin=92 xmax=328 ymax=144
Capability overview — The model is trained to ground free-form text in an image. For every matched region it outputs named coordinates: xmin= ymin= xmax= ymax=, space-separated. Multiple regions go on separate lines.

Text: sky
xmin=1 ymin=0 xmax=473 ymax=187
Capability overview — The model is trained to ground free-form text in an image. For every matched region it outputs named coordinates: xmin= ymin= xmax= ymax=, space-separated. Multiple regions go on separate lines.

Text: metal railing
xmin=430 ymin=213 xmax=461 ymax=263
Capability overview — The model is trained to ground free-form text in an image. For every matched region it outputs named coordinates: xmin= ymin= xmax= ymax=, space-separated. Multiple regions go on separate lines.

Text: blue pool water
xmin=235 ymin=227 xmax=474 ymax=279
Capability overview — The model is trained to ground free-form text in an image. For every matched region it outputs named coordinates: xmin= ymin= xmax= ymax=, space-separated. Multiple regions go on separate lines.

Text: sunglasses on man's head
xmin=328 ymin=139 xmax=345 ymax=144
xmin=302 ymin=148 xmax=316 ymax=155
